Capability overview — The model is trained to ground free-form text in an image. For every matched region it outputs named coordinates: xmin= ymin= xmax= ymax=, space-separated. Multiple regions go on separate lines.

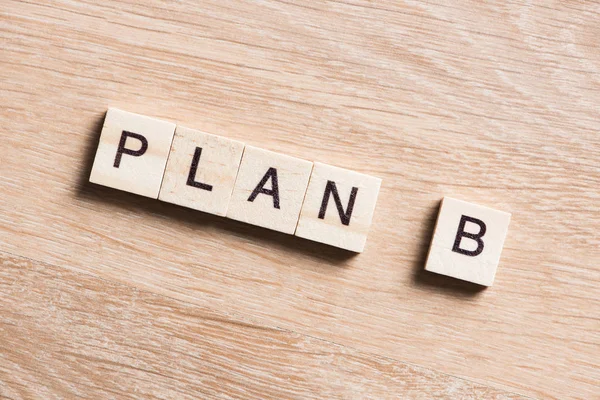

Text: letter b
xmin=452 ymin=215 xmax=486 ymax=257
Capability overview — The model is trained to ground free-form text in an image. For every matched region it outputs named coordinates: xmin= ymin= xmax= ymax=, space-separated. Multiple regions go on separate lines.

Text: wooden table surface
xmin=1 ymin=1 xmax=598 ymax=399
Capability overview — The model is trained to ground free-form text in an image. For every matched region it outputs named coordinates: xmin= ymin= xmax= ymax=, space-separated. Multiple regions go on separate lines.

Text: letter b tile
xmin=425 ymin=197 xmax=511 ymax=286
xmin=295 ymin=162 xmax=382 ymax=253
xmin=89 ymin=108 xmax=176 ymax=198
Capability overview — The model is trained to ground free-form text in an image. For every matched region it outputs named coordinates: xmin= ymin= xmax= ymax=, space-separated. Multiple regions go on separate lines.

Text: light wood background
xmin=1 ymin=1 xmax=598 ymax=399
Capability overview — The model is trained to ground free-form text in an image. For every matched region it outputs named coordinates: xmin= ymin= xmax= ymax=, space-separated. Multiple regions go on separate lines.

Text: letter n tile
xmin=295 ymin=162 xmax=382 ymax=253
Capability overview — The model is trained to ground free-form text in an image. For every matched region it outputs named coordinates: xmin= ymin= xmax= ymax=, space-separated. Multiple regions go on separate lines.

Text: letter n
xmin=318 ymin=181 xmax=358 ymax=226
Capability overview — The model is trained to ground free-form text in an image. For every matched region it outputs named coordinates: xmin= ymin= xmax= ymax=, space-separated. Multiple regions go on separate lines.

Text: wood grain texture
xmin=0 ymin=252 xmax=528 ymax=400
xmin=0 ymin=0 xmax=599 ymax=398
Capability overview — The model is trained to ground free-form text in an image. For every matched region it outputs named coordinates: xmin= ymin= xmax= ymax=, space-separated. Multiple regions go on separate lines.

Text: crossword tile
xmin=226 ymin=146 xmax=313 ymax=234
xmin=294 ymin=162 xmax=381 ymax=252
xmin=89 ymin=108 xmax=176 ymax=198
xmin=159 ymin=126 xmax=244 ymax=216
xmin=425 ymin=197 xmax=511 ymax=286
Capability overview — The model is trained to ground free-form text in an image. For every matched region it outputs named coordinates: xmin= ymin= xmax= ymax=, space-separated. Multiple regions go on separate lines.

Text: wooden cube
xmin=294 ymin=162 xmax=382 ymax=252
xmin=425 ymin=197 xmax=511 ymax=286
xmin=226 ymin=146 xmax=313 ymax=234
xmin=89 ymin=108 xmax=176 ymax=198
xmin=159 ymin=126 xmax=244 ymax=216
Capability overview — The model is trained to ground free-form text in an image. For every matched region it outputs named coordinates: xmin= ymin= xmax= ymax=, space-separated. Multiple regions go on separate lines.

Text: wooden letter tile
xmin=294 ymin=162 xmax=382 ymax=253
xmin=159 ymin=126 xmax=244 ymax=216
xmin=89 ymin=108 xmax=176 ymax=198
xmin=226 ymin=146 xmax=313 ymax=234
xmin=425 ymin=197 xmax=511 ymax=286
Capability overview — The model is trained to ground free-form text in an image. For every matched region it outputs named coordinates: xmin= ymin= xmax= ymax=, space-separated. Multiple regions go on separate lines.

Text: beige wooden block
xmin=158 ymin=126 xmax=244 ymax=216
xmin=89 ymin=108 xmax=176 ymax=198
xmin=226 ymin=146 xmax=313 ymax=234
xmin=425 ymin=197 xmax=511 ymax=287
xmin=294 ymin=162 xmax=382 ymax=253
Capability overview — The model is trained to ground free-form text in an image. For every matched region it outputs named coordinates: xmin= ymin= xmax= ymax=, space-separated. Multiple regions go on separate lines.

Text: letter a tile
xmin=89 ymin=108 xmax=176 ymax=198
xmin=226 ymin=146 xmax=313 ymax=234
xmin=294 ymin=162 xmax=382 ymax=253
xmin=159 ymin=126 xmax=244 ymax=216
xmin=425 ymin=197 xmax=511 ymax=286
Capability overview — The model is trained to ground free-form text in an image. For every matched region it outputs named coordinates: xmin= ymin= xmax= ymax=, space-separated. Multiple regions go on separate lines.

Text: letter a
xmin=248 ymin=167 xmax=280 ymax=209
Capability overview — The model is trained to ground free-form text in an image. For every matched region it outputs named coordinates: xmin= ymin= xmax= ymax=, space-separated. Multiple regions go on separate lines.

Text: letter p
xmin=114 ymin=130 xmax=148 ymax=168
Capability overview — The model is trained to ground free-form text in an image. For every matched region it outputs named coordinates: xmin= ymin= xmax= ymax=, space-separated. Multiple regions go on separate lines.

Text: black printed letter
xmin=113 ymin=130 xmax=148 ymax=168
xmin=452 ymin=215 xmax=486 ymax=257
xmin=186 ymin=147 xmax=213 ymax=191
xmin=248 ymin=167 xmax=280 ymax=209
xmin=318 ymin=181 xmax=358 ymax=226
